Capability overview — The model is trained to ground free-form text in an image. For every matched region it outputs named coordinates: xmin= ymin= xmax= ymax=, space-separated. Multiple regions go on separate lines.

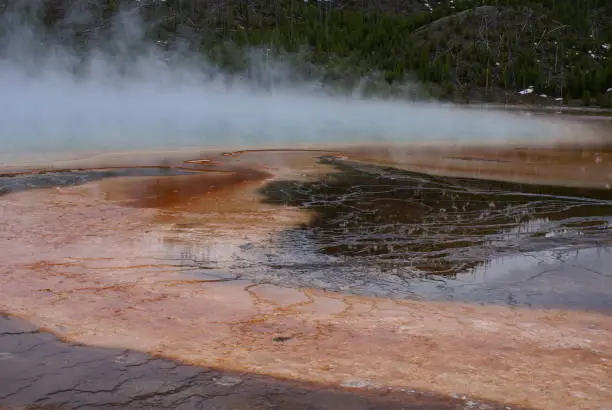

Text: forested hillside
xmin=2 ymin=0 xmax=611 ymax=106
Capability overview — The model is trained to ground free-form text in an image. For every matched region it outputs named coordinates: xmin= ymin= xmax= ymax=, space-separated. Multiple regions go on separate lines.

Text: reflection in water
xmin=2 ymin=150 xmax=612 ymax=410
xmin=2 ymin=155 xmax=612 ymax=310
xmin=260 ymin=157 xmax=612 ymax=274
xmin=0 ymin=167 xmax=193 ymax=196
xmin=240 ymin=156 xmax=612 ymax=307
xmin=4 ymin=315 xmax=506 ymax=410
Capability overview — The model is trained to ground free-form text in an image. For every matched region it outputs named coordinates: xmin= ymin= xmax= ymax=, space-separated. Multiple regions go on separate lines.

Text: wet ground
xmin=1 ymin=145 xmax=611 ymax=410
xmin=2 ymin=156 xmax=612 ymax=310
xmin=0 ymin=167 xmax=195 ymax=196
xmin=251 ymin=156 xmax=612 ymax=310
xmin=0 ymin=315 xmax=519 ymax=410
xmin=1 ymin=154 xmax=612 ymax=311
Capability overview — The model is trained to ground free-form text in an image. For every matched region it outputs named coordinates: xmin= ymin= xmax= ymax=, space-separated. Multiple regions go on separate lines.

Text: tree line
xmin=7 ymin=0 xmax=612 ymax=106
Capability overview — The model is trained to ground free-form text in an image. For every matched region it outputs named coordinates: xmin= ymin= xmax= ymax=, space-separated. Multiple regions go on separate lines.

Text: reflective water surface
xmin=3 ymin=314 xmax=514 ymax=410
xmin=2 ymin=152 xmax=612 ymax=310
xmin=246 ymin=157 xmax=612 ymax=309
xmin=1 ymin=144 xmax=612 ymax=410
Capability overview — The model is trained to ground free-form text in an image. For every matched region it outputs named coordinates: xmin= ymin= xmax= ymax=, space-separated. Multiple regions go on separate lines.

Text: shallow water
xmin=0 ymin=75 xmax=587 ymax=155
xmin=163 ymin=156 xmax=612 ymax=310
xmin=2 ymin=154 xmax=611 ymax=311
xmin=2 ymin=315 xmax=515 ymax=410
xmin=0 ymin=167 xmax=194 ymax=196
xmin=1 ymin=146 xmax=612 ymax=410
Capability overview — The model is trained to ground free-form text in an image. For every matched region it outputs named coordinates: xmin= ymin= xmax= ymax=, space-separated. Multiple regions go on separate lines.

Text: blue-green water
xmin=0 ymin=66 xmax=576 ymax=156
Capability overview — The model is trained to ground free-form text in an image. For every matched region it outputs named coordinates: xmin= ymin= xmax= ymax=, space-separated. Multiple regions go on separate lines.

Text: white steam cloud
xmin=0 ymin=0 xmax=584 ymax=160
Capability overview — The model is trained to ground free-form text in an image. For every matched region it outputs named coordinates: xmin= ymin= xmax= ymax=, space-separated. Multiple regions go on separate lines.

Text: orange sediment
xmin=341 ymin=142 xmax=612 ymax=189
xmin=1 ymin=147 xmax=611 ymax=410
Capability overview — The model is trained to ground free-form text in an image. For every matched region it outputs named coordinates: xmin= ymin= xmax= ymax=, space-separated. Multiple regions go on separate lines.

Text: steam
xmin=0 ymin=0 xmax=583 ymax=159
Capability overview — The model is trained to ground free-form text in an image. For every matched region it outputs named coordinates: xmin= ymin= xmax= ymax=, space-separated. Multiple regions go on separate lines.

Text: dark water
xmin=0 ymin=315 xmax=518 ymax=410
xmin=0 ymin=168 xmax=193 ymax=196
xmin=246 ymin=157 xmax=612 ymax=310
xmin=2 ymin=160 xmax=612 ymax=310
xmin=261 ymin=157 xmax=612 ymax=273
xmin=0 ymin=160 xmax=607 ymax=408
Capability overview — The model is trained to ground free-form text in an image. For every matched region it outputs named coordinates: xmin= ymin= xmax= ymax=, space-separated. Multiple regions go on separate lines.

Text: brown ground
xmin=340 ymin=142 xmax=612 ymax=189
xmin=3 ymin=315 xmax=497 ymax=410
xmin=4 ymin=139 xmax=612 ymax=188
xmin=1 ymin=147 xmax=612 ymax=409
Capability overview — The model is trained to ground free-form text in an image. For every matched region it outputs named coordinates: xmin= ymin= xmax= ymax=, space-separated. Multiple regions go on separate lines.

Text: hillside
xmin=1 ymin=0 xmax=611 ymax=107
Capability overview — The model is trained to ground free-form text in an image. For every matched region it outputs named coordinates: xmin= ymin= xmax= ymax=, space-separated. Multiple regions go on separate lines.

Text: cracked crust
xmin=0 ymin=315 xmax=521 ymax=410
xmin=1 ymin=148 xmax=611 ymax=409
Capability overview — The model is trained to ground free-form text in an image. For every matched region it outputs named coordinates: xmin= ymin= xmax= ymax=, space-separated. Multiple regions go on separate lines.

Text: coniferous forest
xmin=2 ymin=0 xmax=612 ymax=107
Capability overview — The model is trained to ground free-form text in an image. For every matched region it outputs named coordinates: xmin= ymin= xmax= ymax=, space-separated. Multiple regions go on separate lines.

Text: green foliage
xmin=11 ymin=0 xmax=612 ymax=106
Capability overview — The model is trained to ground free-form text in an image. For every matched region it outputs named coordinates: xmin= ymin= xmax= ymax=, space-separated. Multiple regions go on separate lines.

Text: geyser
xmin=0 ymin=0 xmax=588 ymax=158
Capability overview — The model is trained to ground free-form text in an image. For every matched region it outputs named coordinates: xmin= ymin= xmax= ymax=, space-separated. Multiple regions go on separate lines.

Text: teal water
xmin=0 ymin=64 xmax=578 ymax=156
